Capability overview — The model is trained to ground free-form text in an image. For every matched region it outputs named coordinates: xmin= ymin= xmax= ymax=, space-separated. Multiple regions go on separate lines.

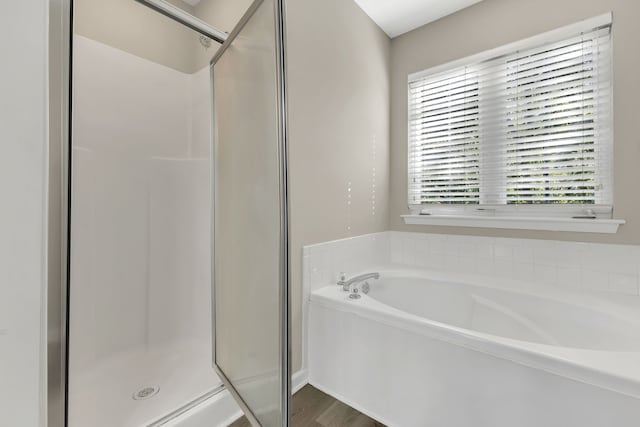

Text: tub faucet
xmin=337 ymin=272 xmax=380 ymax=292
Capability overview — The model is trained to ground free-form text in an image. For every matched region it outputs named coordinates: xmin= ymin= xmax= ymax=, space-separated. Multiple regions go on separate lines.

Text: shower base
xmin=68 ymin=341 xmax=224 ymax=427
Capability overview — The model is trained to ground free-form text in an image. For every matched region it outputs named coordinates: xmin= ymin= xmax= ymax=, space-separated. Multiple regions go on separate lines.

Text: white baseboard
xmin=292 ymin=369 xmax=309 ymax=393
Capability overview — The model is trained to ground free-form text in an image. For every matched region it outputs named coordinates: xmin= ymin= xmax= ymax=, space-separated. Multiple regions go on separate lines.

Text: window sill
xmin=401 ymin=215 xmax=625 ymax=234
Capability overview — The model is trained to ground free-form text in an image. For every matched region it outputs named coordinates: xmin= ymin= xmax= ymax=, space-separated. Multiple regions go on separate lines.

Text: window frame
xmin=407 ymin=13 xmax=614 ymax=221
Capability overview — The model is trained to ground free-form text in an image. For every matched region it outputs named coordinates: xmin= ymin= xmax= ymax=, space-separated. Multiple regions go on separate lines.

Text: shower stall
xmin=54 ymin=0 xmax=291 ymax=426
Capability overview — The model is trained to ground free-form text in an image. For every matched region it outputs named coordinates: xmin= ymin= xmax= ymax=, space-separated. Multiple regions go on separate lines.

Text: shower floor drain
xmin=132 ymin=386 xmax=160 ymax=400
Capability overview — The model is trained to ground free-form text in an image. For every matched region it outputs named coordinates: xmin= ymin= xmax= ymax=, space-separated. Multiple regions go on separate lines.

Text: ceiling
xmin=353 ymin=0 xmax=483 ymax=38
xmin=180 ymin=0 xmax=201 ymax=6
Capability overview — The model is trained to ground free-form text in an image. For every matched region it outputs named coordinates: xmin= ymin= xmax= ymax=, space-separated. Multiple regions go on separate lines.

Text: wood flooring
xmin=229 ymin=385 xmax=385 ymax=427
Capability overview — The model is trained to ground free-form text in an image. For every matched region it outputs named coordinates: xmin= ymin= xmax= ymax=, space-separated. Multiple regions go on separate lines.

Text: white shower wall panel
xmin=189 ymin=66 xmax=214 ymax=159
xmin=71 ymin=35 xmax=212 ymax=373
xmin=148 ymin=157 xmax=211 ymax=350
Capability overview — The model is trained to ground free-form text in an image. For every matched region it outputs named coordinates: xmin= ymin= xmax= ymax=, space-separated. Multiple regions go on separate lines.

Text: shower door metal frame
xmin=51 ymin=1 xmax=232 ymax=425
xmin=49 ymin=0 xmax=291 ymax=426
xmin=209 ymin=0 xmax=292 ymax=425
xmin=48 ymin=0 xmax=72 ymax=426
xmin=133 ymin=0 xmax=229 ymax=44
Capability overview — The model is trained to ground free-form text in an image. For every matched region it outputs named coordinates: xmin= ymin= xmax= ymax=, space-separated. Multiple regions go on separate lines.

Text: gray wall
xmin=0 ymin=1 xmax=48 ymax=426
xmin=287 ymin=0 xmax=391 ymax=371
xmin=74 ymin=0 xmax=204 ymax=73
xmin=390 ymin=0 xmax=640 ymax=245
xmin=73 ymin=0 xmax=254 ymax=73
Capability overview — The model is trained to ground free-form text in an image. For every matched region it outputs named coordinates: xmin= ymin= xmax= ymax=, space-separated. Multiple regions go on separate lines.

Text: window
xmin=408 ymin=16 xmax=613 ymax=218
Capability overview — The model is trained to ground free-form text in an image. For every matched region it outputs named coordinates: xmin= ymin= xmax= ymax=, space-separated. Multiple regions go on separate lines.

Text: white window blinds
xmin=408 ymin=18 xmax=613 ymax=215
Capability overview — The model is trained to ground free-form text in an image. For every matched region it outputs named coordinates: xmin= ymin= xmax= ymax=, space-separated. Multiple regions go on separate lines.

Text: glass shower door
xmin=211 ymin=0 xmax=290 ymax=426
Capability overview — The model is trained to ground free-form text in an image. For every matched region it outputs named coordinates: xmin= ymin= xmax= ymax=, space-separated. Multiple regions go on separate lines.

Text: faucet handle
xmin=337 ymin=272 xmax=350 ymax=291
xmin=337 ymin=272 xmax=346 ymax=285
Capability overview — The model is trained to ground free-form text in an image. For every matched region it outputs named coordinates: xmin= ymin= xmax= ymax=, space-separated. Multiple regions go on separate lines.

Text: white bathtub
xmin=308 ymin=269 xmax=640 ymax=427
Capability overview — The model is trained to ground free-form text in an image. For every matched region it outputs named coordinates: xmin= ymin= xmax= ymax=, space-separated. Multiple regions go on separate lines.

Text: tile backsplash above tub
xmin=390 ymin=232 xmax=640 ymax=295
xmin=303 ymin=232 xmax=390 ymax=294
xmin=303 ymin=231 xmax=640 ymax=296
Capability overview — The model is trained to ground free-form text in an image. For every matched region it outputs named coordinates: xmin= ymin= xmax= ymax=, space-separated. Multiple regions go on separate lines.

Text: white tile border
xmin=390 ymin=231 xmax=640 ymax=294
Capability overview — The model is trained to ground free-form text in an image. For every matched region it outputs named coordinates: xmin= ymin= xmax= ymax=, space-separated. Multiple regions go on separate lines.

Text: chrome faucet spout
xmin=337 ymin=272 xmax=380 ymax=292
